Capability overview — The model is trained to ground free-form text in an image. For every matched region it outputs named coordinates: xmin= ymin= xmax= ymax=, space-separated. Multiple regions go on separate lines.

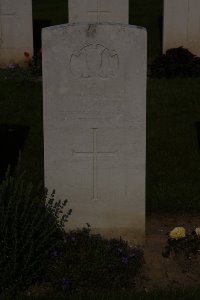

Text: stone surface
xmin=163 ymin=0 xmax=200 ymax=56
xmin=0 ymin=0 xmax=33 ymax=66
xmin=42 ymin=23 xmax=146 ymax=245
xmin=68 ymin=0 xmax=128 ymax=24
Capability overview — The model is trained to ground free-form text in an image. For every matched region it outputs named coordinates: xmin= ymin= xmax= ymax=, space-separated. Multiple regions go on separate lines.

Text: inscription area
xmin=87 ymin=0 xmax=110 ymax=22
xmin=72 ymin=128 xmax=119 ymax=201
xmin=70 ymin=44 xmax=119 ymax=79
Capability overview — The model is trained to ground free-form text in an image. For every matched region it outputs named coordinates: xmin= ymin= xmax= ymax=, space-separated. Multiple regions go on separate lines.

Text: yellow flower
xmin=195 ymin=228 xmax=200 ymax=236
xmin=169 ymin=227 xmax=186 ymax=240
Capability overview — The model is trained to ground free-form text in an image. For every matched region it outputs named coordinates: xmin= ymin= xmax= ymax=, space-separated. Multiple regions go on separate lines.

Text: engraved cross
xmin=72 ymin=128 xmax=118 ymax=201
xmin=87 ymin=0 xmax=110 ymax=22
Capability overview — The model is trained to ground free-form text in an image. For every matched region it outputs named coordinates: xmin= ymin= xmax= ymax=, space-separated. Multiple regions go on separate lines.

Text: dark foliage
xmin=150 ymin=47 xmax=200 ymax=78
xmin=0 ymin=169 xmax=71 ymax=295
xmin=47 ymin=225 xmax=144 ymax=294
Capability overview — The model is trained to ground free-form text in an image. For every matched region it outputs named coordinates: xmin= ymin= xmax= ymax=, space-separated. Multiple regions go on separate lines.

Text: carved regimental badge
xmin=70 ymin=44 xmax=119 ymax=79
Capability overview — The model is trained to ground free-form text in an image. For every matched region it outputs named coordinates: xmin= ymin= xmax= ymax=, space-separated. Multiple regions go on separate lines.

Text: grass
xmin=147 ymin=78 xmax=200 ymax=213
xmin=2 ymin=287 xmax=200 ymax=300
xmin=0 ymin=72 xmax=43 ymax=186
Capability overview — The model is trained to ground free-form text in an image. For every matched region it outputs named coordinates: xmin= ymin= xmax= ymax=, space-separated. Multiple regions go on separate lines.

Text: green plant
xmin=0 ymin=168 xmax=71 ymax=296
xmin=46 ymin=225 xmax=144 ymax=294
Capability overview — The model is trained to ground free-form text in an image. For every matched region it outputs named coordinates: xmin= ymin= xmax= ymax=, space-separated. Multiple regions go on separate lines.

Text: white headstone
xmin=68 ymin=0 xmax=129 ymax=24
xmin=43 ymin=6 xmax=146 ymax=246
xmin=163 ymin=0 xmax=200 ymax=56
xmin=0 ymin=0 xmax=33 ymax=66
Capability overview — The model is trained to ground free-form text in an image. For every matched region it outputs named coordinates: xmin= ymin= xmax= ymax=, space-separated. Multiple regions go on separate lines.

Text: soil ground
xmin=28 ymin=214 xmax=200 ymax=297
xmin=142 ymin=214 xmax=200 ymax=291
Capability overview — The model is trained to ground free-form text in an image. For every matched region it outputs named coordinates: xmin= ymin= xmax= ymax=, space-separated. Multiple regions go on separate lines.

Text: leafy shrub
xmin=150 ymin=47 xmax=200 ymax=78
xmin=46 ymin=225 xmax=144 ymax=294
xmin=0 ymin=169 xmax=71 ymax=295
